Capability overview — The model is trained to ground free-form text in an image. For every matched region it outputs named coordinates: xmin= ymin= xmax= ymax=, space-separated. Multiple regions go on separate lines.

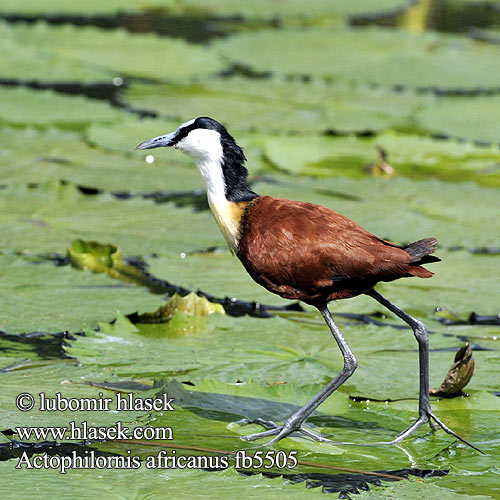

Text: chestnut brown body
xmin=238 ymin=196 xmax=436 ymax=306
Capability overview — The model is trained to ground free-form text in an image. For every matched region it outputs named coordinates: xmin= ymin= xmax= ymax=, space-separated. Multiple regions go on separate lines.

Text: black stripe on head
xmin=173 ymin=117 xmax=258 ymax=203
xmin=168 ymin=117 xmax=221 ymax=146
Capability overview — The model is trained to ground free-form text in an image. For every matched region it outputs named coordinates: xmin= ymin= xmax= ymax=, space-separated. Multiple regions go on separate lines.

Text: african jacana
xmin=137 ymin=117 xmax=479 ymax=451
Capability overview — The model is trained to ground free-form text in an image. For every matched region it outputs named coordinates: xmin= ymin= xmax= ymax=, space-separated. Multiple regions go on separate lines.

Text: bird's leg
xmin=366 ymin=289 xmax=431 ymax=420
xmin=366 ymin=289 xmax=483 ymax=453
xmin=242 ymin=304 xmax=357 ymax=444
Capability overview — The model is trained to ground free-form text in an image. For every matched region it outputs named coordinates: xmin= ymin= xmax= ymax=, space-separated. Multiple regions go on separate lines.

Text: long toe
xmin=241 ymin=428 xmax=280 ymax=441
xmin=242 ymin=422 xmax=336 ymax=444
xmin=429 ymin=412 xmax=485 ymax=454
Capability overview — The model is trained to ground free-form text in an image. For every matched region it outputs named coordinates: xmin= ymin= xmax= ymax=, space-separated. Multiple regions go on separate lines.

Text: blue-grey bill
xmin=135 ymin=132 xmax=176 ymax=150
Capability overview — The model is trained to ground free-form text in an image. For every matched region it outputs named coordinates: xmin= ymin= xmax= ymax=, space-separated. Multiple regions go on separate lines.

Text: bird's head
xmin=136 ymin=116 xmax=255 ymax=205
xmin=136 ymin=116 xmax=240 ymax=164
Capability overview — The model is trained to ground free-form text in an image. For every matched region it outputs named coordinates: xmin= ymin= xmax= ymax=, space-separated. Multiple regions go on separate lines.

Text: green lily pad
xmin=135 ymin=292 xmax=225 ymax=336
xmin=0 ymin=255 xmax=164 ymax=333
xmin=123 ymin=78 xmax=431 ymax=134
xmin=0 ymin=87 xmax=127 ymax=129
xmin=0 ymin=125 xmax=203 ymax=193
xmin=68 ymin=239 xmax=147 ymax=284
xmin=263 ymin=131 xmax=500 ymax=187
xmin=0 ymin=20 xmax=225 ymax=83
xmin=2 ymin=13 xmax=500 ymax=500
xmin=416 ymin=95 xmax=500 ymax=145
xmin=0 ymin=0 xmax=175 ymax=14
xmin=0 ymin=0 xmax=412 ymax=19
xmin=213 ymin=27 xmax=500 ymax=90
xmin=176 ymin=0 xmax=412 ymax=20
xmin=357 ymin=481 xmax=493 ymax=499
xmin=137 ymin=292 xmax=225 ymax=322
xmin=0 ymin=181 xmax=220 ymax=255
xmin=0 ymin=361 xmax=148 ymax=434
xmin=65 ymin=295 xmax=484 ymax=402
xmin=145 ymin=251 xmax=289 ymax=307
xmin=0 ymin=462 xmax=330 ymax=500
xmin=86 ymin=117 xmax=187 ymax=156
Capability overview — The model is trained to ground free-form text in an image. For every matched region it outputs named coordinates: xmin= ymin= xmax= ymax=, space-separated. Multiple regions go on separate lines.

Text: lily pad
xmin=0 ymin=181 xmax=220 ymax=255
xmin=213 ymin=27 xmax=500 ymax=90
xmin=123 ymin=78 xmax=431 ymax=134
xmin=176 ymin=0 xmax=412 ymax=20
xmin=68 ymin=239 xmax=146 ymax=283
xmin=0 ymin=462 xmax=329 ymax=500
xmin=263 ymin=131 xmax=500 ymax=187
xmin=357 ymin=481 xmax=493 ymax=499
xmin=0 ymin=0 xmax=175 ymax=14
xmin=2 ymin=10 xmax=500 ymax=500
xmin=0 ymin=255 xmax=164 ymax=333
xmin=0 ymin=0 xmax=412 ymax=19
xmin=144 ymin=251 xmax=289 ymax=307
xmin=0 ymin=87 xmax=127 ymax=129
xmin=137 ymin=292 xmax=225 ymax=322
xmin=0 ymin=361 xmax=148 ymax=434
xmin=0 ymin=126 xmax=203 ymax=193
xmin=415 ymin=95 xmax=500 ymax=145
xmin=0 ymin=20 xmax=225 ymax=83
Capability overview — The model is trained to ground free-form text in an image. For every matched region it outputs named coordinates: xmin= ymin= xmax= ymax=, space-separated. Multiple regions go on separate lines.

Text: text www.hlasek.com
xmin=16 ymin=421 xmax=172 ymax=442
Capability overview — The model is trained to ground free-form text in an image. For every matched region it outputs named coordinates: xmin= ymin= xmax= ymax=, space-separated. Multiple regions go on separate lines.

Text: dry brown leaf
xmin=430 ymin=342 xmax=475 ymax=398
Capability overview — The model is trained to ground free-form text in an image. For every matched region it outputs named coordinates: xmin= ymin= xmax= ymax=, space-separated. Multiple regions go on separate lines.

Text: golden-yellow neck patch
xmin=208 ymin=199 xmax=250 ymax=254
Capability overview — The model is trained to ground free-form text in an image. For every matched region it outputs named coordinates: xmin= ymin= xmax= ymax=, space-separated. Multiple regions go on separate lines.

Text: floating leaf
xmin=0 ymin=0 xmax=412 ymax=19
xmin=0 ymin=180 xmax=220 ymax=255
xmin=136 ymin=292 xmax=224 ymax=323
xmin=0 ymin=361 xmax=148 ymax=434
xmin=68 ymin=239 xmax=145 ymax=284
xmin=433 ymin=306 xmax=465 ymax=324
xmin=0 ymin=255 xmax=163 ymax=333
xmin=262 ymin=131 xmax=500 ymax=187
xmin=0 ymin=125 xmax=203 ymax=193
xmin=123 ymin=78 xmax=431 ymax=134
xmin=0 ymin=20 xmax=225 ymax=83
xmin=416 ymin=95 xmax=500 ymax=144
xmin=356 ymin=481 xmax=493 ymax=500
xmin=145 ymin=252 xmax=288 ymax=307
xmin=0 ymin=0 xmax=175 ymax=14
xmin=0 ymin=87 xmax=126 ymax=129
xmin=133 ymin=292 xmax=225 ymax=336
xmin=213 ymin=27 xmax=500 ymax=89
xmin=175 ymin=0 xmax=412 ymax=20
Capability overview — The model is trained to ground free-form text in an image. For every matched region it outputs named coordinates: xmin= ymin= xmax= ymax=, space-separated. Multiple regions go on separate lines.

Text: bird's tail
xmin=403 ymin=238 xmax=441 ymax=265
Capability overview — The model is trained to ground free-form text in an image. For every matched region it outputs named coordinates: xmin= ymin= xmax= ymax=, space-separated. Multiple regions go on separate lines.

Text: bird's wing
xmin=240 ymin=196 xmax=413 ymax=291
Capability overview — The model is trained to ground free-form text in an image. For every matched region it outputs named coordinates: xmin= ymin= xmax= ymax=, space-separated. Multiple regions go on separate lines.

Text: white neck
xmin=176 ymin=129 xmax=241 ymax=254
xmin=198 ymin=157 xmax=243 ymax=255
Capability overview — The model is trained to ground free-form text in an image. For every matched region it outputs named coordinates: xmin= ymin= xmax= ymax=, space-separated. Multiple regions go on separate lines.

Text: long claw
xmin=429 ymin=413 xmax=485 ymax=454
xmin=241 ymin=428 xmax=280 ymax=441
xmin=252 ymin=418 xmax=279 ymax=429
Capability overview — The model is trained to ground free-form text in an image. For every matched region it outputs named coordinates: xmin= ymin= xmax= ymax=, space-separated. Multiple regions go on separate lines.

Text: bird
xmin=136 ymin=116 xmax=480 ymax=452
